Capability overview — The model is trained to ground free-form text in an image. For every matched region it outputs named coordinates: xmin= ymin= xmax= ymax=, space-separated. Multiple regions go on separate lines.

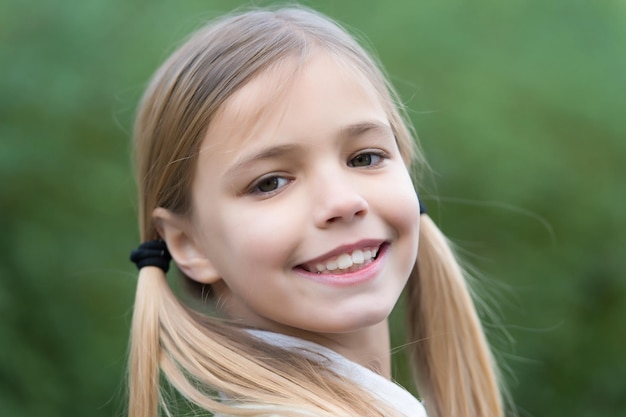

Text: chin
xmin=316 ymin=308 xmax=393 ymax=334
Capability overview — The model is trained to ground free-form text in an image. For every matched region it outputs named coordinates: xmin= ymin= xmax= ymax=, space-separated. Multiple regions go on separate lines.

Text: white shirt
xmin=248 ymin=330 xmax=428 ymax=417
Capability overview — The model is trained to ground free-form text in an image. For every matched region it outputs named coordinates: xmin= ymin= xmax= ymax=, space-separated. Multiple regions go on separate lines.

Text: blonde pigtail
xmin=128 ymin=267 xmax=168 ymax=417
xmin=127 ymin=263 xmax=397 ymax=417
xmin=125 ymin=241 xmax=393 ymax=417
xmin=407 ymin=215 xmax=503 ymax=417
xmin=153 ymin=285 xmax=396 ymax=417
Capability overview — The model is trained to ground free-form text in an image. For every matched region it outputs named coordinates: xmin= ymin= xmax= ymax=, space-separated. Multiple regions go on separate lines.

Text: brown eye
xmin=250 ymin=176 xmax=290 ymax=195
xmin=349 ymin=152 xmax=384 ymax=167
xmin=350 ymin=154 xmax=372 ymax=167
xmin=257 ymin=177 xmax=280 ymax=192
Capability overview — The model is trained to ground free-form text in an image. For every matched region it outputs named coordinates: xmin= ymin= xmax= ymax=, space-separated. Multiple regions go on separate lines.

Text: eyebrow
xmin=225 ymin=121 xmax=393 ymax=176
xmin=225 ymin=143 xmax=304 ymax=177
xmin=338 ymin=121 xmax=393 ymax=139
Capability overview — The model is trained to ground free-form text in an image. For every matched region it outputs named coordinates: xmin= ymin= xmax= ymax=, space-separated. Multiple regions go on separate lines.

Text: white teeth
xmin=337 ymin=254 xmax=353 ymax=269
xmin=309 ymin=247 xmax=380 ymax=273
xmin=352 ymin=249 xmax=364 ymax=264
xmin=326 ymin=259 xmax=338 ymax=271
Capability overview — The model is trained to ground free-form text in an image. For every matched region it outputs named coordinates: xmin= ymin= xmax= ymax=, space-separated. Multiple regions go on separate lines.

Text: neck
xmin=295 ymin=320 xmax=393 ymax=379
xmin=342 ymin=321 xmax=392 ymax=378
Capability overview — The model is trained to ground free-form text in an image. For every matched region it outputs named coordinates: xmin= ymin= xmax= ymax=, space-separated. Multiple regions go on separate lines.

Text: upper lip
xmin=297 ymin=239 xmax=386 ymax=267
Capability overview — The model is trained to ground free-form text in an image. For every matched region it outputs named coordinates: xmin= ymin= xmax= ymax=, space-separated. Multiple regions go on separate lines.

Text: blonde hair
xmin=129 ymin=6 xmax=504 ymax=417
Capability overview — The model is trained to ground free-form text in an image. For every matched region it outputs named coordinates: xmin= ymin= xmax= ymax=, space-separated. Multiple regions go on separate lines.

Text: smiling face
xmin=183 ymin=52 xmax=420 ymax=338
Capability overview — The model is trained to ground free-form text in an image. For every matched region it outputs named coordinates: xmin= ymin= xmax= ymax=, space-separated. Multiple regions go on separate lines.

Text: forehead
xmin=206 ymin=57 xmax=300 ymax=150
xmin=200 ymin=52 xmax=384 ymax=156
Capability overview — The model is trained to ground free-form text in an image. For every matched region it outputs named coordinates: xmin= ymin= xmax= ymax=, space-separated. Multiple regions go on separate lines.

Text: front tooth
xmin=337 ymin=254 xmax=353 ymax=269
xmin=352 ymin=249 xmax=364 ymax=264
xmin=326 ymin=259 xmax=338 ymax=271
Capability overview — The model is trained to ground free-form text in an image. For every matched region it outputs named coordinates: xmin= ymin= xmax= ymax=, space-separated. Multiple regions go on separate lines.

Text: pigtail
xmin=128 ymin=267 xmax=166 ymax=417
xmin=127 ymin=264 xmax=399 ymax=417
xmin=406 ymin=214 xmax=503 ymax=417
xmin=125 ymin=239 xmax=396 ymax=417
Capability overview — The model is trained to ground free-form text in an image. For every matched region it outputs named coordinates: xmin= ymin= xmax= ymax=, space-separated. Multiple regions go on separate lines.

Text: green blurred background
xmin=1 ymin=0 xmax=624 ymax=416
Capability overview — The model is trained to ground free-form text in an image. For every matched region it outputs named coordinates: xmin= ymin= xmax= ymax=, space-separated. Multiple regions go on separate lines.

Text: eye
xmin=348 ymin=151 xmax=385 ymax=167
xmin=249 ymin=175 xmax=290 ymax=195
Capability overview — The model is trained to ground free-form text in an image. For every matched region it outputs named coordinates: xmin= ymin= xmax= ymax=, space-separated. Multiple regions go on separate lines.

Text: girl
xmin=128 ymin=5 xmax=504 ymax=417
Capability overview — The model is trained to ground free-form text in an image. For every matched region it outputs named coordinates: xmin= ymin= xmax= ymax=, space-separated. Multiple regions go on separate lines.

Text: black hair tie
xmin=130 ymin=239 xmax=172 ymax=272
xmin=418 ymin=194 xmax=427 ymax=215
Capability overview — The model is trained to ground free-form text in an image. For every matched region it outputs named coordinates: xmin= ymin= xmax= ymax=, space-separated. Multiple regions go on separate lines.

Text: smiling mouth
xmin=299 ymin=245 xmax=381 ymax=274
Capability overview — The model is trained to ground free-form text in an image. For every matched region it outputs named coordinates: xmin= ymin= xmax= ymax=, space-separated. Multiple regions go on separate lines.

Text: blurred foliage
xmin=1 ymin=0 xmax=624 ymax=416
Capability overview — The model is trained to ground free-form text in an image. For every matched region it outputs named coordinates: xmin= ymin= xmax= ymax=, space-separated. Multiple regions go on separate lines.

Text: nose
xmin=312 ymin=172 xmax=369 ymax=228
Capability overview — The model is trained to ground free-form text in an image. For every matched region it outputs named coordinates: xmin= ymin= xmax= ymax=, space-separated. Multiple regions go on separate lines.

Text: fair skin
xmin=155 ymin=52 xmax=421 ymax=378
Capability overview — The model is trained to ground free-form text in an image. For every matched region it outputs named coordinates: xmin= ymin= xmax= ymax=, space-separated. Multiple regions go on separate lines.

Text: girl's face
xmin=187 ymin=52 xmax=420 ymax=337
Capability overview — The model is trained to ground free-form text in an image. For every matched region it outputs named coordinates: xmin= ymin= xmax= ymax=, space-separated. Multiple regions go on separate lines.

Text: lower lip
xmin=293 ymin=243 xmax=389 ymax=287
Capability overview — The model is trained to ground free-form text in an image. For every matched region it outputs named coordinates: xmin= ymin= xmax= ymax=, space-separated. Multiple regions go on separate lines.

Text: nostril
xmin=325 ymin=207 xmax=366 ymax=225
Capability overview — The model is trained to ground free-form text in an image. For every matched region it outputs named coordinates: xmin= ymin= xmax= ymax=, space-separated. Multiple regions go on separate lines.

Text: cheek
xmin=213 ymin=201 xmax=304 ymax=269
xmin=394 ymin=190 xmax=420 ymax=234
xmin=375 ymin=170 xmax=421 ymax=269
xmin=377 ymin=171 xmax=421 ymax=229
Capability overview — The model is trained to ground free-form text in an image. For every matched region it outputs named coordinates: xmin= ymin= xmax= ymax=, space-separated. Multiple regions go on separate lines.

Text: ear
xmin=152 ymin=207 xmax=222 ymax=284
